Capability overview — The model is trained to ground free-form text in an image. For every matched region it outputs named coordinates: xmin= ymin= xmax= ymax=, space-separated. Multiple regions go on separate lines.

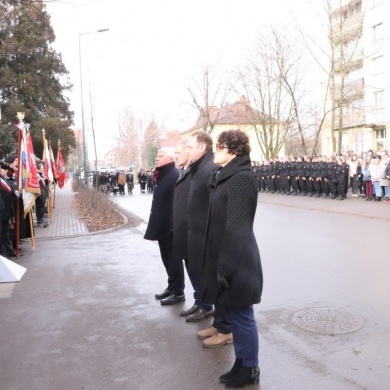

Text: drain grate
xmin=292 ymin=308 xmax=364 ymax=335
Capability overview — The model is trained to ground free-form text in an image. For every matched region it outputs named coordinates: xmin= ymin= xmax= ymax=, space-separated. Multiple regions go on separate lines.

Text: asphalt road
xmin=0 ymin=190 xmax=389 ymax=390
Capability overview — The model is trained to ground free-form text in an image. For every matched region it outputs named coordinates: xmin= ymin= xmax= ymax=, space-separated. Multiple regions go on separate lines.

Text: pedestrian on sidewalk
xmin=144 ymin=148 xmax=184 ymax=305
xmin=117 ymin=170 xmax=126 ymax=195
xmin=126 ymin=169 xmax=134 ymax=194
xmin=202 ymin=130 xmax=263 ymax=388
xmin=138 ymin=169 xmax=147 ymax=193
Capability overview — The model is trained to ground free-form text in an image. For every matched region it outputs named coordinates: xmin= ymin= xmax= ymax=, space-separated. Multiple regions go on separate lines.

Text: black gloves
xmin=217 ymin=274 xmax=230 ymax=289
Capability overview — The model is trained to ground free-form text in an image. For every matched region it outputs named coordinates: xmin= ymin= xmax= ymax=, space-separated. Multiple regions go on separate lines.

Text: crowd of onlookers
xmin=251 ymin=150 xmax=390 ymax=203
xmin=95 ymin=168 xmax=158 ymax=195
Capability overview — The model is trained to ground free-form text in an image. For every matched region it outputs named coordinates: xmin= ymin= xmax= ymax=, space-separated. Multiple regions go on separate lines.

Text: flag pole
xmin=49 ymin=139 xmax=56 ymax=210
xmin=28 ymin=210 xmax=35 ymax=250
xmin=15 ymin=113 xmax=24 ymax=259
xmin=42 ymin=129 xmax=52 ymax=223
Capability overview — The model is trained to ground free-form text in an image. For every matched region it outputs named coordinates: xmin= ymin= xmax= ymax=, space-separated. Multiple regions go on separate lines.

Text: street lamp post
xmin=78 ymin=28 xmax=109 ymax=185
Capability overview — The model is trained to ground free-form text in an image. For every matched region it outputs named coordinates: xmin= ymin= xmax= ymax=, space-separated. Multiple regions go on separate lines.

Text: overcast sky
xmin=46 ymin=0 xmax=323 ymax=159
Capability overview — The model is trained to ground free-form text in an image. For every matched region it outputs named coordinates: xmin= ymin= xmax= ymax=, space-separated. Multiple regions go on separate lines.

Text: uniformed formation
xmin=251 ymin=152 xmax=390 ymax=202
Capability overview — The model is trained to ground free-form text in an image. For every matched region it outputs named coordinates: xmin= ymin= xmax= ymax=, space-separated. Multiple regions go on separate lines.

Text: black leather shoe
xmin=155 ymin=289 xmax=172 ymax=300
xmin=180 ymin=304 xmax=199 ymax=316
xmin=186 ymin=307 xmax=214 ymax=322
xmin=161 ymin=294 xmax=185 ymax=305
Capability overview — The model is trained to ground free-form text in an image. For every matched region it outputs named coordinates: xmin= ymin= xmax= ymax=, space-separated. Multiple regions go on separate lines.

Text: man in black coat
xmin=144 ymin=147 xmax=185 ymax=305
xmin=175 ymin=131 xmax=216 ymax=324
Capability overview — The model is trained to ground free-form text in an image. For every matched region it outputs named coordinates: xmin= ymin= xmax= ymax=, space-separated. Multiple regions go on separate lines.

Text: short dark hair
xmin=191 ymin=131 xmax=213 ymax=152
xmin=217 ymin=130 xmax=250 ymax=157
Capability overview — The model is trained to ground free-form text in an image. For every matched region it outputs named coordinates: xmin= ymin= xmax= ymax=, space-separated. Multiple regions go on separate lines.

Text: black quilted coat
xmin=201 ymin=155 xmax=263 ymax=307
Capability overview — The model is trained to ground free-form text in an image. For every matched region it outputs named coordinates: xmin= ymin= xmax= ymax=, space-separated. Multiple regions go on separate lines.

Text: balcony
xmin=335 ymin=110 xmax=365 ymax=129
xmin=335 ymin=77 xmax=365 ymax=101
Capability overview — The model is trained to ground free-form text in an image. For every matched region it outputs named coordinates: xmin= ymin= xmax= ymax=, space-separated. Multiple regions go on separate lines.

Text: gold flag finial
xmin=17 ymin=112 xmax=25 ymax=121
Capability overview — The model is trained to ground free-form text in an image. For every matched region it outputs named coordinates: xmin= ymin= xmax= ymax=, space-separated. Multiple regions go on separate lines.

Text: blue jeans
xmin=212 ymin=303 xmax=232 ymax=334
xmin=373 ymin=181 xmax=383 ymax=197
xmin=226 ymin=305 xmax=259 ymax=367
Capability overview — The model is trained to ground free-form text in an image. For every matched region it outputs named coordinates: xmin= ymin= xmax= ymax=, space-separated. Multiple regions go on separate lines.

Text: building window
xmin=371 ymin=0 xmax=383 ymax=8
xmin=376 ymin=128 xmax=386 ymax=139
xmin=355 ymin=1 xmax=362 ymax=13
xmin=372 ymin=23 xmax=383 ymax=39
xmin=346 ymin=98 xmax=364 ymax=114
xmin=341 ymin=133 xmax=349 ymax=152
xmin=374 ymin=90 xmax=384 ymax=108
xmin=372 ymin=56 xmax=384 ymax=75
xmin=354 ymin=132 xmax=364 ymax=153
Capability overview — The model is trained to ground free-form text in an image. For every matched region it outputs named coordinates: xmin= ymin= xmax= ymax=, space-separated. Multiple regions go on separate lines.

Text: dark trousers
xmin=184 ymin=260 xmax=212 ymax=311
xmin=291 ymin=177 xmax=299 ymax=193
xmin=1 ymin=220 xmax=15 ymax=257
xmin=350 ymin=175 xmax=358 ymax=194
xmin=298 ymin=178 xmax=307 ymax=194
xmin=212 ymin=303 xmax=232 ymax=334
xmin=158 ymin=232 xmax=184 ymax=296
xmin=35 ymin=195 xmax=46 ymax=222
xmin=313 ymin=179 xmax=322 ymax=194
xmin=328 ymin=180 xmax=337 ymax=195
xmin=321 ymin=178 xmax=329 ymax=195
xmin=306 ymin=179 xmax=314 ymax=194
xmin=226 ymin=305 xmax=259 ymax=367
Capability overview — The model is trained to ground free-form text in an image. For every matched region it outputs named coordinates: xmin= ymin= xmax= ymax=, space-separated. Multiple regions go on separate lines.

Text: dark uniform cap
xmin=4 ymin=155 xmax=16 ymax=164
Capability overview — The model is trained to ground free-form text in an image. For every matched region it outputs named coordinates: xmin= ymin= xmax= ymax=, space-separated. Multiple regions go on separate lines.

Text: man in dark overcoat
xmin=179 ymin=131 xmax=217 ymax=323
xmin=144 ymin=147 xmax=185 ymax=305
xmin=172 ymin=140 xmax=191 ymax=305
xmin=173 ymin=131 xmax=232 ymax=347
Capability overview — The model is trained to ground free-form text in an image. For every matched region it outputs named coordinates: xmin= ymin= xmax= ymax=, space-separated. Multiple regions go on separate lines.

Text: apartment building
xmin=321 ymin=0 xmax=390 ymax=155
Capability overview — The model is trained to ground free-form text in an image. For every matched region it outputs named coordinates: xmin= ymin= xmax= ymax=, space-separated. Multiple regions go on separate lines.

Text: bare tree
xmin=235 ymin=28 xmax=304 ymax=159
xmin=114 ymin=109 xmax=163 ymax=170
xmin=185 ymin=61 xmax=230 ymax=134
xmin=296 ymin=0 xmax=365 ymax=154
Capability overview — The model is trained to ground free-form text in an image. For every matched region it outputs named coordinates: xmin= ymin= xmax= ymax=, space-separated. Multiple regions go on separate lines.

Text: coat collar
xmin=189 ymin=150 xmax=214 ymax=173
xmin=211 ymin=155 xmax=251 ymax=186
xmin=155 ymin=162 xmax=176 ymax=178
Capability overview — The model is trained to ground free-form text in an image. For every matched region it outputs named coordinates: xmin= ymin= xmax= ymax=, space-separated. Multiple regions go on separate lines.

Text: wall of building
xmin=321 ymin=0 xmax=389 ymax=155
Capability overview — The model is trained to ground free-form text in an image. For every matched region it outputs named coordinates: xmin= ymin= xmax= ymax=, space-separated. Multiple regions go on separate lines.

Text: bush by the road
xmin=72 ymin=183 xmax=124 ymax=232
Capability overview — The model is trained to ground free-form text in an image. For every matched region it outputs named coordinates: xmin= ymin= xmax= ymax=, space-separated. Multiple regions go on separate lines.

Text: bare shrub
xmin=72 ymin=183 xmax=124 ymax=232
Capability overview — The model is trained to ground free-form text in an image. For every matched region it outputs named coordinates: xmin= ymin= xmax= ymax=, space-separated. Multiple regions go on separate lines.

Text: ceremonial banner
xmin=56 ymin=143 xmax=68 ymax=189
xmin=42 ymin=130 xmax=54 ymax=183
xmin=49 ymin=142 xmax=58 ymax=179
xmin=17 ymin=119 xmax=41 ymax=217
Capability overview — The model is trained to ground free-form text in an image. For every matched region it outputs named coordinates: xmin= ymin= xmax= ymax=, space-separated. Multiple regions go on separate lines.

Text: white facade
xmin=322 ymin=0 xmax=390 ymax=154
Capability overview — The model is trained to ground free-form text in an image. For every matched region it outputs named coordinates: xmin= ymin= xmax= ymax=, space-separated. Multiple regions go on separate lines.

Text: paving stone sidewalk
xmin=34 ymin=179 xmax=88 ymax=239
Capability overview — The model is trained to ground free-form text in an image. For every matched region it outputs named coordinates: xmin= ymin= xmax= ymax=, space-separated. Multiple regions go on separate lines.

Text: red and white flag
xmin=17 ymin=120 xmax=41 ymax=217
xmin=42 ymin=134 xmax=54 ymax=183
xmin=49 ymin=143 xmax=58 ymax=180
xmin=56 ymin=144 xmax=68 ymax=189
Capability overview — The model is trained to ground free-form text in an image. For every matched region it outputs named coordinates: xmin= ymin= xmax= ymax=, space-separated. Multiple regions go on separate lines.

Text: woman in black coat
xmin=202 ymin=130 xmax=263 ymax=387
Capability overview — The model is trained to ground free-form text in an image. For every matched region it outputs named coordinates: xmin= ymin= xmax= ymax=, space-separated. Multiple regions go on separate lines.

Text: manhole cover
xmin=292 ymin=308 xmax=364 ymax=335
